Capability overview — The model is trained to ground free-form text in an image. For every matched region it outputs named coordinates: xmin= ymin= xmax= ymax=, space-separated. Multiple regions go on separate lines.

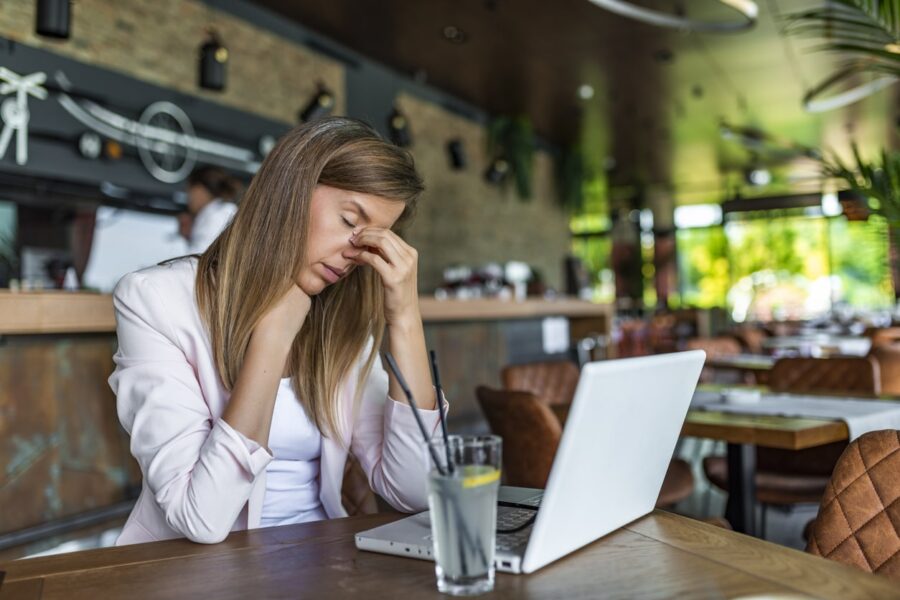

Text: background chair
xmin=501 ymin=360 xmax=580 ymax=407
xmin=685 ymin=336 xmax=744 ymax=384
xmin=868 ymin=343 xmax=900 ymax=396
xmin=342 ymin=455 xmax=380 ymax=516
xmin=806 ymin=429 xmax=900 ymax=582
xmin=703 ymin=356 xmax=880 ymax=535
xmin=477 ymin=386 xmax=694 ymax=507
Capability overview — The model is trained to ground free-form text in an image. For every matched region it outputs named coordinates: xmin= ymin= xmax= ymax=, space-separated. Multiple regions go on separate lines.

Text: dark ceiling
xmin=251 ymin=0 xmax=897 ymax=203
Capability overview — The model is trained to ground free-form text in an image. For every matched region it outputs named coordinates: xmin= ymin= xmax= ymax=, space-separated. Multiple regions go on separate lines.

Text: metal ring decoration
xmin=136 ymin=101 xmax=198 ymax=183
xmin=802 ymin=63 xmax=899 ymax=113
xmin=587 ymin=0 xmax=758 ymax=33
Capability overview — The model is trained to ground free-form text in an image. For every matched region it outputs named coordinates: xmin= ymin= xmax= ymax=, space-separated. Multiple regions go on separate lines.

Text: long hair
xmin=195 ymin=117 xmax=423 ymax=440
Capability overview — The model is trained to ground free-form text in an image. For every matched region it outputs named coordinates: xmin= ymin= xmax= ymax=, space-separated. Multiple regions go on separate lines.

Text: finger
xmin=353 ymin=230 xmax=409 ymax=266
xmin=353 ymin=248 xmax=392 ymax=279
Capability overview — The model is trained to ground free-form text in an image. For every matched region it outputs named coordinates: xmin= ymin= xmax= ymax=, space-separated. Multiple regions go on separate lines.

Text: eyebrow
xmin=348 ymin=199 xmax=371 ymax=224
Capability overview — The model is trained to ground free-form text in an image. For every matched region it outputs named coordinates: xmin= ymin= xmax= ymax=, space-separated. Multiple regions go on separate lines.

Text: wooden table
xmin=550 ymin=389 xmax=851 ymax=538
xmin=1 ymin=511 xmax=897 ymax=599
xmin=682 ymin=392 xmax=850 ymax=537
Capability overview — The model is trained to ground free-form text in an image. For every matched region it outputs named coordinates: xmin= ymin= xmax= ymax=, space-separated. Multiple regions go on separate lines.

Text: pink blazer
xmin=109 ymin=258 xmax=443 ymax=545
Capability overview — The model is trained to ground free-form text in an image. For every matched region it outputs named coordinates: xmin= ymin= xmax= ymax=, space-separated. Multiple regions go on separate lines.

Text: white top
xmin=189 ymin=199 xmax=238 ymax=253
xmin=259 ymin=379 xmax=326 ymax=527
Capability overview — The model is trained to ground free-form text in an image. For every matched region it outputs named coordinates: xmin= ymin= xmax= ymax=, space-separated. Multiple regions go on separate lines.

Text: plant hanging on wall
xmin=486 ymin=115 xmax=535 ymax=201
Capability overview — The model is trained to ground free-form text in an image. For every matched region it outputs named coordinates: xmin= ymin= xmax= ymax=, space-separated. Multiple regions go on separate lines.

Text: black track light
xmin=36 ymin=0 xmax=71 ymax=39
xmin=387 ymin=108 xmax=412 ymax=147
xmin=199 ymin=29 xmax=228 ymax=91
xmin=299 ymin=86 xmax=335 ymax=122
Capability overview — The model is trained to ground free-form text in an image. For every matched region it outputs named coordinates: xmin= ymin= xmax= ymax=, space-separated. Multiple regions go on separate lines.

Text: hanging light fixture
xmin=587 ymin=0 xmax=758 ymax=33
xmin=446 ymin=139 xmax=466 ymax=170
xmin=199 ymin=28 xmax=228 ymax=91
xmin=387 ymin=107 xmax=412 ymax=147
xmin=803 ymin=62 xmax=898 ymax=113
xmin=35 ymin=0 xmax=71 ymax=39
xmin=299 ymin=85 xmax=335 ymax=122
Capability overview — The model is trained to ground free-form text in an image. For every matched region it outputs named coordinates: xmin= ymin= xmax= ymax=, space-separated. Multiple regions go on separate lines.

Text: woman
xmin=177 ymin=166 xmax=242 ymax=253
xmin=110 ymin=117 xmax=443 ymax=545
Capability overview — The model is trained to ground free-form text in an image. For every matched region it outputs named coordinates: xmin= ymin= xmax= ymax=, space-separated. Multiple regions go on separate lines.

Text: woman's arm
xmin=111 ymin=272 xmax=309 ymax=544
xmin=222 ymin=284 xmax=311 ymax=446
xmin=351 ymin=228 xmax=436 ymax=410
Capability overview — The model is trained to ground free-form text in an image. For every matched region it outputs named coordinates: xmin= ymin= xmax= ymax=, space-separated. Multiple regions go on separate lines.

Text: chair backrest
xmin=730 ymin=326 xmax=768 ymax=355
xmin=807 ymin=430 xmax=900 ymax=582
xmin=869 ymin=343 xmax=900 ymax=396
xmin=865 ymin=327 xmax=900 ymax=348
xmin=501 ymin=360 xmax=580 ymax=406
xmin=758 ymin=357 xmax=879 ymax=477
xmin=341 ymin=454 xmax=379 ymax=516
xmin=476 ymin=386 xmax=562 ymax=489
xmin=685 ymin=336 xmax=742 ymax=359
xmin=769 ymin=357 xmax=880 ymax=395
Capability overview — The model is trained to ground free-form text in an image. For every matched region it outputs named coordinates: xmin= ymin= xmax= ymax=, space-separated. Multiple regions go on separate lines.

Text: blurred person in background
xmin=178 ymin=167 xmax=242 ymax=253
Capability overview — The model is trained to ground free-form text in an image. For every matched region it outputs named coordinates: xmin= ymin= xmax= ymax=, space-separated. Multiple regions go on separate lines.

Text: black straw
xmin=429 ymin=350 xmax=454 ymax=475
xmin=383 ymin=352 xmax=447 ymax=477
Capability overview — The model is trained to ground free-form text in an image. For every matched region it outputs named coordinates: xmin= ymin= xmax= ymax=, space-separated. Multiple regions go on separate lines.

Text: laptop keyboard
xmin=496 ymin=507 xmax=537 ymax=551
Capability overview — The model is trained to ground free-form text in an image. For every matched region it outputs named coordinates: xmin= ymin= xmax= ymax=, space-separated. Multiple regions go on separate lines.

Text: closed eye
xmin=341 ymin=216 xmax=356 ymax=228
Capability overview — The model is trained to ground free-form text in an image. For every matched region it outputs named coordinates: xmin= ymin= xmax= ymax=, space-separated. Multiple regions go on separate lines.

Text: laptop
xmin=355 ymin=350 xmax=706 ymax=574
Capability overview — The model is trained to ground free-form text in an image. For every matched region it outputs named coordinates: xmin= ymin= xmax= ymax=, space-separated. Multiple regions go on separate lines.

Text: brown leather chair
xmin=501 ymin=360 xmax=580 ymax=406
xmin=477 ymin=386 xmax=562 ymax=489
xmin=703 ymin=357 xmax=880 ymax=532
xmin=729 ymin=326 xmax=769 ymax=355
xmin=685 ymin=336 xmax=744 ymax=384
xmin=865 ymin=326 xmax=900 ymax=348
xmin=342 ymin=454 xmax=379 ymax=516
xmin=806 ymin=429 xmax=900 ymax=582
xmin=477 ymin=386 xmax=694 ymax=507
xmin=868 ymin=343 xmax=900 ymax=396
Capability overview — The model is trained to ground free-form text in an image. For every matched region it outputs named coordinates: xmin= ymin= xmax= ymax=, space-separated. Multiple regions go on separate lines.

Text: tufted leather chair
xmin=806 ymin=429 xmax=900 ymax=582
xmin=341 ymin=454 xmax=379 ymax=516
xmin=478 ymin=386 xmax=694 ymax=507
xmin=477 ymin=386 xmax=562 ymax=489
xmin=704 ymin=357 xmax=880 ymax=526
xmin=501 ymin=360 xmax=580 ymax=407
xmin=868 ymin=343 xmax=900 ymax=396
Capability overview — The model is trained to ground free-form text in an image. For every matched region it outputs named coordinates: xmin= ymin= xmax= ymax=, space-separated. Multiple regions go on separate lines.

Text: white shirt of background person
xmin=188 ymin=199 xmax=237 ymax=253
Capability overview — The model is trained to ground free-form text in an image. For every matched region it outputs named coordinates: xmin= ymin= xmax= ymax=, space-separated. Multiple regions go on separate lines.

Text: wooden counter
xmin=0 ymin=291 xmax=612 ymax=334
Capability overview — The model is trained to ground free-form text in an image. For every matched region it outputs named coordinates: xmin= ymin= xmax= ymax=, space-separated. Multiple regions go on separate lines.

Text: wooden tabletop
xmin=550 ymin=394 xmax=849 ymax=451
xmin=1 ymin=511 xmax=896 ymax=599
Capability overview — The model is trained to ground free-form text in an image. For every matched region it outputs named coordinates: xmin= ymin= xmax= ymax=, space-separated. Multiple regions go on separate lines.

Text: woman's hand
xmin=350 ymin=228 xmax=420 ymax=326
xmin=254 ymin=283 xmax=312 ymax=349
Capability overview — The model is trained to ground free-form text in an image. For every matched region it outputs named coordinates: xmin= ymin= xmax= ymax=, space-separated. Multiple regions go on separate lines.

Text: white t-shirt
xmin=188 ymin=199 xmax=238 ymax=253
xmin=259 ymin=378 xmax=327 ymax=527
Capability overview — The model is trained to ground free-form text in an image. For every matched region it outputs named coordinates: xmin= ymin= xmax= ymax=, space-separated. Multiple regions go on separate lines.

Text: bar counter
xmin=0 ymin=291 xmax=611 ymax=333
xmin=0 ymin=290 xmax=610 ymax=543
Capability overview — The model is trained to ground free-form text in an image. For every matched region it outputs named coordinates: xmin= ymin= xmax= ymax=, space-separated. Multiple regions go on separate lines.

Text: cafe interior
xmin=2 ymin=0 xmax=900 ymax=597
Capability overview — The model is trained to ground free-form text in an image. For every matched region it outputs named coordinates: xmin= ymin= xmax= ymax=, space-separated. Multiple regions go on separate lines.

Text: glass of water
xmin=426 ymin=435 xmax=502 ymax=596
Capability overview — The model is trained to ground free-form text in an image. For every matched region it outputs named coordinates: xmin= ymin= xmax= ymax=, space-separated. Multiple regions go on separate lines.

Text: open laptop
xmin=355 ymin=350 xmax=706 ymax=574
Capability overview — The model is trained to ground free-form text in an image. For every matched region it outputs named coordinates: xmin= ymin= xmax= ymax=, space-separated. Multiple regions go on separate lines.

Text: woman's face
xmin=187 ymin=184 xmax=214 ymax=214
xmin=296 ymin=184 xmax=406 ymax=295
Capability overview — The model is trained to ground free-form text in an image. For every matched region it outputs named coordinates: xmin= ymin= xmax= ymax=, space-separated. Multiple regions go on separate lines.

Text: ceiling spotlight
xmin=77 ymin=132 xmax=102 ymax=159
xmin=578 ymin=84 xmax=595 ymax=100
xmin=484 ymin=157 xmax=509 ymax=185
xmin=388 ymin=107 xmax=412 ymax=147
xmin=587 ymin=0 xmax=758 ymax=33
xmin=299 ymin=85 xmax=335 ymax=122
xmin=745 ymin=167 xmax=771 ymax=187
xmin=36 ymin=0 xmax=71 ymax=39
xmin=199 ymin=29 xmax=228 ymax=91
xmin=446 ymin=139 xmax=466 ymax=170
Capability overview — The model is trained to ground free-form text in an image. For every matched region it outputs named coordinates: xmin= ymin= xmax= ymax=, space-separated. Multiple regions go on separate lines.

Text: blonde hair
xmin=196 ymin=117 xmax=423 ymax=440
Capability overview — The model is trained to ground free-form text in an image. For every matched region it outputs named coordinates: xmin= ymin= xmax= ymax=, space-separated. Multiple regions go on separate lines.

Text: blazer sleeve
xmin=349 ymin=349 xmax=447 ymax=513
xmin=109 ymin=271 xmax=272 ymax=544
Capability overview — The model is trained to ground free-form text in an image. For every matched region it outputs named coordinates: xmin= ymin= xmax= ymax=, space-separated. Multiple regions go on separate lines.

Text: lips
xmin=321 ymin=264 xmax=344 ymax=284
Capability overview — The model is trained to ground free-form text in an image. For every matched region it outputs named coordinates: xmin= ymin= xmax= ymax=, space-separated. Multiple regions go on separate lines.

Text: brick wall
xmin=0 ymin=0 xmax=571 ymax=291
xmin=397 ymin=93 xmax=570 ymax=291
